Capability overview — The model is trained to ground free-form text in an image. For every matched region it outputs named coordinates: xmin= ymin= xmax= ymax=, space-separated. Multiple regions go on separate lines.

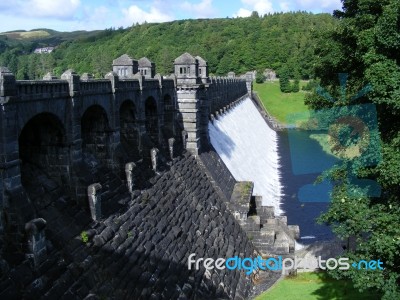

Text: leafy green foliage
xmin=279 ymin=66 xmax=291 ymax=93
xmin=302 ymin=79 xmax=319 ymax=91
xmin=0 ymin=13 xmax=336 ymax=79
xmin=307 ymin=0 xmax=400 ymax=298
xmin=292 ymin=78 xmax=300 ymax=92
xmin=80 ymin=231 xmax=89 ymax=244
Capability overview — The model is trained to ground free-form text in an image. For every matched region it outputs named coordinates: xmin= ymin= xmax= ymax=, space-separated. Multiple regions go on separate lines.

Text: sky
xmin=0 ymin=0 xmax=342 ymax=32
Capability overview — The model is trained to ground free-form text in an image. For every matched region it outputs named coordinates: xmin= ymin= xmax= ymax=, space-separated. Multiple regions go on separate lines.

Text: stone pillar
xmin=151 ymin=148 xmax=159 ymax=172
xmin=176 ymin=88 xmax=202 ymax=154
xmin=88 ymin=183 xmax=102 ymax=221
xmin=181 ymin=130 xmax=187 ymax=150
xmin=125 ymin=162 xmax=136 ymax=195
xmin=105 ymin=72 xmax=121 ymax=171
xmin=25 ymin=218 xmax=47 ymax=269
xmin=246 ymin=72 xmax=253 ymax=96
xmin=61 ymin=69 xmax=80 ymax=97
xmin=0 ymin=67 xmax=17 ymax=100
xmin=0 ymin=67 xmax=23 ymax=197
xmin=168 ymin=138 xmax=175 ymax=160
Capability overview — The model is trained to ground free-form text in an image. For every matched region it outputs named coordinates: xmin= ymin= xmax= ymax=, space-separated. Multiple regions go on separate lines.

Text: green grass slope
xmin=256 ymin=272 xmax=379 ymax=300
xmin=253 ymin=81 xmax=309 ymax=124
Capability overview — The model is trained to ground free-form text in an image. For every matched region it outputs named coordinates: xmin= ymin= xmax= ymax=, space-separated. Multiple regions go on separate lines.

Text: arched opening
xmin=19 ymin=113 xmax=68 ymax=187
xmin=81 ymin=105 xmax=110 ymax=161
xmin=145 ymin=97 xmax=159 ymax=143
xmin=164 ymin=94 xmax=175 ymax=137
xmin=120 ymin=100 xmax=140 ymax=160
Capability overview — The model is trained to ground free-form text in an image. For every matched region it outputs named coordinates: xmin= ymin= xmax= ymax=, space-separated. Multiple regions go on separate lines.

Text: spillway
xmin=209 ymin=97 xmax=283 ymax=214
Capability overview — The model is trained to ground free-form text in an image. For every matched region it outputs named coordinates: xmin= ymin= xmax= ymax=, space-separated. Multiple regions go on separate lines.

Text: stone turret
xmin=138 ymin=57 xmax=155 ymax=79
xmin=195 ymin=56 xmax=209 ymax=84
xmin=174 ymin=52 xmax=200 ymax=85
xmin=112 ymin=54 xmax=138 ymax=78
xmin=0 ymin=67 xmax=16 ymax=101
xmin=246 ymin=71 xmax=253 ymax=96
xmin=174 ymin=53 xmax=209 ymax=155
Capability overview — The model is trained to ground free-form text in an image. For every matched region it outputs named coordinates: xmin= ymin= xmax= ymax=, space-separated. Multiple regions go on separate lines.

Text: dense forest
xmin=0 ymin=12 xmax=336 ymax=80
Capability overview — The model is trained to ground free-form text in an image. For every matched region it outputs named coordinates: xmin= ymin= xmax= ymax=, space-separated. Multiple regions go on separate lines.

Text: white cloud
xmin=234 ymin=0 xmax=274 ymax=18
xmin=122 ymin=4 xmax=173 ymax=26
xmin=233 ymin=8 xmax=252 ymax=18
xmin=24 ymin=0 xmax=81 ymax=19
xmin=243 ymin=0 xmax=274 ymax=14
xmin=181 ymin=0 xmax=216 ymax=18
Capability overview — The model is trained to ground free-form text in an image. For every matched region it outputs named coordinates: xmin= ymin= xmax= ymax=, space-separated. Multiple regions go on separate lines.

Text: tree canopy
xmin=0 ymin=12 xmax=336 ymax=80
xmin=306 ymin=1 xmax=400 ymax=298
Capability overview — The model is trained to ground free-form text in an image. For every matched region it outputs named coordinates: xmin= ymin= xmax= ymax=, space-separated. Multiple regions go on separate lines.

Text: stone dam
xmin=0 ymin=52 xmax=299 ymax=299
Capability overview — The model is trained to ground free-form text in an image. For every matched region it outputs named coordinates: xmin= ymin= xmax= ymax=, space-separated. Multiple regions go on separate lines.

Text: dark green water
xmin=278 ymin=129 xmax=338 ymax=243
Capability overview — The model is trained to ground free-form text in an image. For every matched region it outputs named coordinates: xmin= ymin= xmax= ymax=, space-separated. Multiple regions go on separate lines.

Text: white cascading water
xmin=209 ymin=97 xmax=283 ymax=215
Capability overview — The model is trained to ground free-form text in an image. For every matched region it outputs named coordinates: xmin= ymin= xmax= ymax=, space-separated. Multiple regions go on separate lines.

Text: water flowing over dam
xmin=209 ymin=97 xmax=283 ymax=214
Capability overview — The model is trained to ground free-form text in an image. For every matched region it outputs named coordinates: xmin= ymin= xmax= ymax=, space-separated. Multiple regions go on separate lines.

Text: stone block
xmin=88 ymin=183 xmax=102 ymax=221
xmin=25 ymin=218 xmax=47 ymax=269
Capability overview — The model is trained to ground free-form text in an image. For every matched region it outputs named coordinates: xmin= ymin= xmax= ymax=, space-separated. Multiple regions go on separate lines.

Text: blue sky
xmin=0 ymin=0 xmax=342 ymax=32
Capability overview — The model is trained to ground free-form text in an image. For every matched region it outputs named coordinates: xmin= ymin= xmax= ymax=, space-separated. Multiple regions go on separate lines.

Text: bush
xmin=302 ymin=79 xmax=318 ymax=91
xmin=292 ymin=79 xmax=300 ymax=92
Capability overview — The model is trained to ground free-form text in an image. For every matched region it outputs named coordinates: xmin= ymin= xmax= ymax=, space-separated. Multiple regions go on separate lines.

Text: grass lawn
xmin=255 ymin=272 xmax=379 ymax=300
xmin=253 ymin=81 xmax=310 ymax=125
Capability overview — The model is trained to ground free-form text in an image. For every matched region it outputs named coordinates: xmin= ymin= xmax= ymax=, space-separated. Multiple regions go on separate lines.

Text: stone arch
xmin=145 ymin=96 xmax=159 ymax=143
xmin=81 ymin=105 xmax=110 ymax=161
xmin=19 ymin=112 xmax=69 ymax=187
xmin=163 ymin=94 xmax=175 ymax=137
xmin=120 ymin=100 xmax=140 ymax=159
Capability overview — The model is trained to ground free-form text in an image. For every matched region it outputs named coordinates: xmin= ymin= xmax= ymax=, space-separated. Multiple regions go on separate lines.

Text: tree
xmin=291 ymin=69 xmax=301 ymax=92
xmin=0 ymin=13 xmax=337 ymax=78
xmin=250 ymin=11 xmax=260 ymax=18
xmin=306 ymin=1 xmax=400 ymax=299
xmin=279 ymin=66 xmax=291 ymax=93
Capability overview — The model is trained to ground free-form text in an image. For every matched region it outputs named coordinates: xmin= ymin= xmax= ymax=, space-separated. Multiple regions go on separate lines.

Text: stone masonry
xmin=0 ymin=53 xmax=297 ymax=299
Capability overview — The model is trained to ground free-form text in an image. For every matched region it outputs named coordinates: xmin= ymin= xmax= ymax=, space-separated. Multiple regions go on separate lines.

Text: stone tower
xmin=174 ymin=53 xmax=209 ymax=155
xmin=112 ymin=54 xmax=138 ymax=78
xmin=138 ymin=57 xmax=155 ymax=79
xmin=174 ymin=52 xmax=201 ymax=85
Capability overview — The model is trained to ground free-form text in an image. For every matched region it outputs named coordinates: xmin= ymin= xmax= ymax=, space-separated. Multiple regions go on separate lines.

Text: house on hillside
xmin=34 ymin=47 xmax=55 ymax=54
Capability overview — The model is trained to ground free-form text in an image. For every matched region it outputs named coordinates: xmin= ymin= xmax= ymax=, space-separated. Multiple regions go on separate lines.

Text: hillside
xmin=0 ymin=28 xmax=103 ymax=45
xmin=0 ymin=12 xmax=336 ymax=80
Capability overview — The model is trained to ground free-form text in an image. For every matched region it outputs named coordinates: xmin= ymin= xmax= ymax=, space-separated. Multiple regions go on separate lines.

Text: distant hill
xmin=0 ymin=28 xmax=103 ymax=46
xmin=0 ymin=13 xmax=336 ymax=80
